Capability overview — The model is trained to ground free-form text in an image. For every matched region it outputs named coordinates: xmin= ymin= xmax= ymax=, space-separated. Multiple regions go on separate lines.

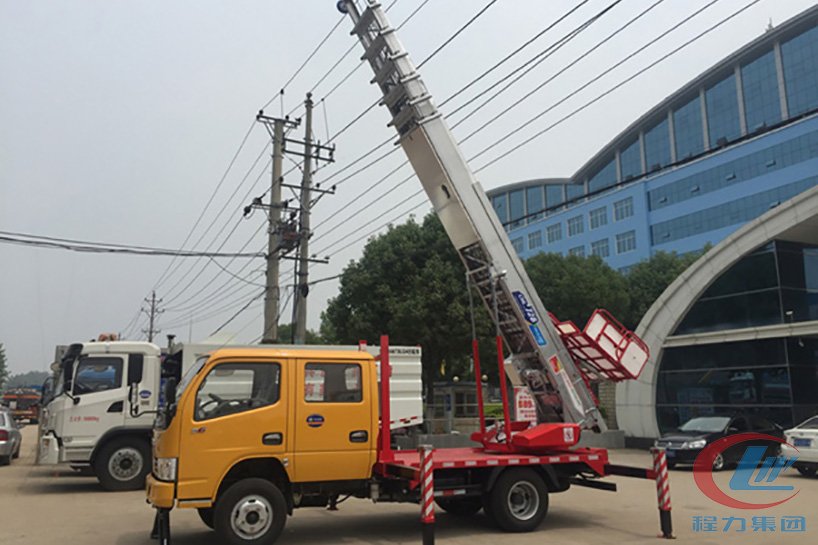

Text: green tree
xmin=625 ymin=250 xmax=704 ymax=328
xmin=524 ymin=253 xmax=630 ymax=327
xmin=321 ymin=214 xmax=495 ymax=396
xmin=5 ymin=370 xmax=50 ymax=389
xmin=272 ymin=323 xmax=322 ymax=345
xmin=0 ymin=344 xmax=8 ymax=390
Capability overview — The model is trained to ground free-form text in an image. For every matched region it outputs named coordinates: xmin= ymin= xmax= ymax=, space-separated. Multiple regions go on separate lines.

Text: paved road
xmin=2 ymin=425 xmax=815 ymax=544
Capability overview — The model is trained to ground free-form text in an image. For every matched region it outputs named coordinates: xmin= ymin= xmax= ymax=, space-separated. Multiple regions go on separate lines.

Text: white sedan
xmin=783 ymin=416 xmax=818 ymax=477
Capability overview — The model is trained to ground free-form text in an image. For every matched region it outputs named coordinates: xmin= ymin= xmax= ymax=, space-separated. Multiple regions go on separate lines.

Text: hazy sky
xmin=1 ymin=0 xmax=815 ymax=374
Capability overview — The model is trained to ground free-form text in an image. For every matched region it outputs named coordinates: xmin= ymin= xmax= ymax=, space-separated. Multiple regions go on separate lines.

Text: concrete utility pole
xmin=262 ymin=119 xmax=285 ymax=343
xmin=294 ymin=93 xmax=314 ymax=344
xmin=142 ymin=291 xmax=163 ymax=342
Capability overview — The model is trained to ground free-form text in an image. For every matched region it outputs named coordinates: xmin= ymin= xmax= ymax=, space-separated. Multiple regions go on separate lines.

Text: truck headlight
xmin=682 ymin=439 xmax=707 ymax=450
xmin=153 ymin=457 xmax=177 ymax=482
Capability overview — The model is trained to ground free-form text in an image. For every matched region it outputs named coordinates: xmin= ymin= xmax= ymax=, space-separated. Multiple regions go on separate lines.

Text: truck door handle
xmin=107 ymin=401 xmax=123 ymax=413
xmin=349 ymin=430 xmax=368 ymax=443
xmin=262 ymin=432 xmax=283 ymax=446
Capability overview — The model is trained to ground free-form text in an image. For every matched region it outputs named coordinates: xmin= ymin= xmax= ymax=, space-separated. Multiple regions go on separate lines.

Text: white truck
xmin=38 ymin=339 xmax=422 ymax=491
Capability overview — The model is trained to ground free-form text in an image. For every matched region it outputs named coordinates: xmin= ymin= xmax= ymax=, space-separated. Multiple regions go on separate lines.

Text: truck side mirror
xmin=73 ymin=396 xmax=81 ymax=406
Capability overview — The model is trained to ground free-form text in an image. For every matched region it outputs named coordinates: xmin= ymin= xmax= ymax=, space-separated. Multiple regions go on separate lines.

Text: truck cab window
xmin=195 ymin=362 xmax=280 ymax=421
xmin=73 ymin=357 xmax=124 ymax=395
xmin=305 ymin=363 xmax=362 ymax=403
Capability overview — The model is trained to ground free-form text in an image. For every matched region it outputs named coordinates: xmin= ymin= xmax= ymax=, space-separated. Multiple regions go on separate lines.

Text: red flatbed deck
xmin=378 ymin=447 xmax=610 ymax=481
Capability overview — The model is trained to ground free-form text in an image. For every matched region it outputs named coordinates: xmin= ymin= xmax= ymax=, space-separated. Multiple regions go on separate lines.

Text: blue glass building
xmin=488 ymin=6 xmax=818 ymax=273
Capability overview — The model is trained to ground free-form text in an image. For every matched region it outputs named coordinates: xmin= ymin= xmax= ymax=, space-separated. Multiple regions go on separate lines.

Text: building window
xmin=588 ymin=159 xmax=617 ymax=194
xmin=526 ymin=185 xmax=544 ymax=222
xmin=566 ymin=183 xmax=585 ymax=202
xmin=616 ymin=230 xmax=636 ymax=254
xmin=741 ymin=49 xmax=781 ymax=132
xmin=781 ymin=25 xmax=818 ymax=117
xmin=589 ymin=207 xmax=608 ymax=229
xmin=649 ymin=176 xmax=817 ymax=245
xmin=546 ymin=185 xmax=565 ymax=209
xmin=613 ymin=197 xmax=634 ymax=221
xmin=673 ymin=95 xmax=704 ymax=160
xmin=591 ymin=239 xmax=610 ymax=258
xmin=546 ymin=224 xmax=562 ymax=243
xmin=619 ymin=137 xmax=642 ymax=181
xmin=705 ymin=73 xmax=741 ymax=147
xmin=567 ymin=215 xmax=584 ymax=237
xmin=644 ymin=118 xmax=671 ymax=172
xmin=528 ymin=230 xmax=542 ymax=249
xmin=492 ymin=194 xmax=508 ymax=224
xmin=509 ymin=189 xmax=525 ymax=229
xmin=568 ymin=246 xmax=585 ymax=257
xmin=511 ymin=237 xmax=524 ymax=253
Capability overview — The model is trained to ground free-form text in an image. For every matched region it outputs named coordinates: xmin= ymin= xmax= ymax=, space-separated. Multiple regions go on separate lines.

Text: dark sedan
xmin=655 ymin=414 xmax=783 ymax=471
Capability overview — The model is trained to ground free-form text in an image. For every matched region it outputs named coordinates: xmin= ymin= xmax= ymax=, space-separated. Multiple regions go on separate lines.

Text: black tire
xmin=93 ymin=437 xmax=151 ymax=491
xmin=214 ymin=478 xmax=287 ymax=545
xmin=796 ymin=466 xmax=818 ymax=478
xmin=435 ymin=497 xmax=483 ymax=516
xmin=666 ymin=461 xmax=676 ymax=470
xmin=486 ymin=468 xmax=549 ymax=532
xmin=0 ymin=454 xmax=10 ymax=466
xmin=198 ymin=508 xmax=216 ymax=529
xmin=12 ymin=442 xmax=20 ymax=459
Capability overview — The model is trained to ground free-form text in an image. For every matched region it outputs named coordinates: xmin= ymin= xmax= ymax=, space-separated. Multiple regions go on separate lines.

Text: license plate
xmin=794 ymin=438 xmax=812 ymax=447
xmin=665 ymin=450 xmax=676 ymax=457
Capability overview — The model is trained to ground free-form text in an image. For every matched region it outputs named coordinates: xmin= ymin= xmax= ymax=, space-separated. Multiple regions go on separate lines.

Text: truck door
xmin=177 ymin=358 xmax=289 ymax=501
xmin=62 ymin=355 xmax=128 ymax=457
xmin=294 ymin=359 xmax=374 ymax=482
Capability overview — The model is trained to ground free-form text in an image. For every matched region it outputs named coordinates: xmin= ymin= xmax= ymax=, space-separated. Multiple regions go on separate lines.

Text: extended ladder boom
xmin=340 ymin=0 xmax=606 ymax=431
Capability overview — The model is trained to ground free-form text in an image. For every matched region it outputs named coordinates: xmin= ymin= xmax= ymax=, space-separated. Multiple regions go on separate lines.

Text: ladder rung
xmin=351 ymin=4 xmax=381 ymax=36
xmin=362 ymin=30 xmax=395 ymax=62
xmin=389 ymin=105 xmax=416 ymax=130
xmin=380 ymin=84 xmax=407 ymax=110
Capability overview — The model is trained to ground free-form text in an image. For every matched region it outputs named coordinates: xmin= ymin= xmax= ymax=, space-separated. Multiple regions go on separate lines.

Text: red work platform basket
xmin=550 ymin=309 xmax=649 ymax=382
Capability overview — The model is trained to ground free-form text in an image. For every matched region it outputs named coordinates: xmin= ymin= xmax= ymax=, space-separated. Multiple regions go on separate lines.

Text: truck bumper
xmin=146 ymin=474 xmax=176 ymax=509
xmin=38 ymin=432 xmax=60 ymax=465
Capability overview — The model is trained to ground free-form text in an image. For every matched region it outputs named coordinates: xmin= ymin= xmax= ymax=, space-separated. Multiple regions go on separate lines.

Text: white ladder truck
xmin=340 ymin=0 xmax=648 ymax=441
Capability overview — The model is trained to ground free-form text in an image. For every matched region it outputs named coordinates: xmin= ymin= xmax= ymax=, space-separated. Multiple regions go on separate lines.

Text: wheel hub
xmin=108 ymin=447 xmax=143 ymax=482
xmin=231 ymin=495 xmax=273 ymax=539
xmin=507 ymin=481 xmax=539 ymax=521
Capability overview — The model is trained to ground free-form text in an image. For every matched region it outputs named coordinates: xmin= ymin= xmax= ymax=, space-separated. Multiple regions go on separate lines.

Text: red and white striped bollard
xmin=419 ymin=444 xmax=435 ymax=545
xmin=651 ymin=447 xmax=674 ymax=539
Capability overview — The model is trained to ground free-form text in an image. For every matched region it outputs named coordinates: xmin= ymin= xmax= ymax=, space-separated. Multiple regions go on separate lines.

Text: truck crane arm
xmin=339 ymin=0 xmax=649 ymax=433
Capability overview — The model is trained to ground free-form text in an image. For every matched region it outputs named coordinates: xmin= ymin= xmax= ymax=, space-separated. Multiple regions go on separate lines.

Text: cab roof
xmin=207 ymin=346 xmax=376 ymax=362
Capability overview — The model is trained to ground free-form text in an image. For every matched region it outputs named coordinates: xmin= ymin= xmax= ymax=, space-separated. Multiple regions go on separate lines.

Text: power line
xmin=152 ymin=119 xmax=257 ymax=291
xmin=416 ymin=0 xmax=498 ymax=69
xmin=473 ymin=0 xmax=740 ymax=172
xmin=0 ymin=231 xmax=263 ymax=258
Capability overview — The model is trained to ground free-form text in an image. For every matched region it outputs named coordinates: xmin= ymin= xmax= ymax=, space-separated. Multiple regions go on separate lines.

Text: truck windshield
xmin=176 ymin=355 xmax=209 ymax=402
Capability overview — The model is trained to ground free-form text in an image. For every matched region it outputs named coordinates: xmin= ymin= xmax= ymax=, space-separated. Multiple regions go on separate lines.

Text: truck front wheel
xmin=214 ymin=478 xmax=287 ymax=545
xmin=94 ymin=437 xmax=151 ymax=491
xmin=486 ymin=468 xmax=549 ymax=532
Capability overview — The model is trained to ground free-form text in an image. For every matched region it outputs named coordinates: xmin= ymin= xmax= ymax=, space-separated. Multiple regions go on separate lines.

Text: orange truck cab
xmin=148 ymin=346 xmax=381 ymax=542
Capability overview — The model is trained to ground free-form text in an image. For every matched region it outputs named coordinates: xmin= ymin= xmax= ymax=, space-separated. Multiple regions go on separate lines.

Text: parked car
xmin=0 ymin=408 xmax=23 ymax=465
xmin=782 ymin=415 xmax=818 ymax=477
xmin=655 ymin=414 xmax=783 ymax=471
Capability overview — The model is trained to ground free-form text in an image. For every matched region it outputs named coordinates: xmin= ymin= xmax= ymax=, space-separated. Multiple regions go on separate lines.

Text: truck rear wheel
xmin=214 ymin=478 xmax=287 ymax=545
xmin=486 ymin=468 xmax=549 ymax=532
xmin=94 ymin=437 xmax=150 ymax=491
xmin=435 ymin=497 xmax=482 ymax=516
